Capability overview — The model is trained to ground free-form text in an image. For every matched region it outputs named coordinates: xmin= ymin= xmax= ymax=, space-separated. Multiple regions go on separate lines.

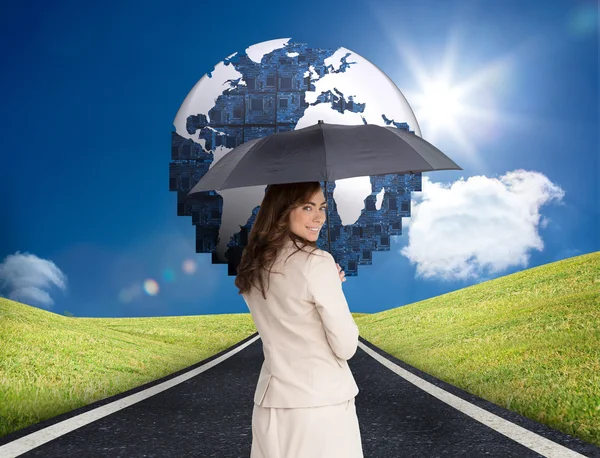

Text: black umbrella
xmin=188 ymin=120 xmax=462 ymax=259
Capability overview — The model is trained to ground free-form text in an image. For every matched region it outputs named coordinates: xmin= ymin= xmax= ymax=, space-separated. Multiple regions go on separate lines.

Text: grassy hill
xmin=355 ymin=251 xmax=600 ymax=446
xmin=0 ymin=251 xmax=598 ymax=446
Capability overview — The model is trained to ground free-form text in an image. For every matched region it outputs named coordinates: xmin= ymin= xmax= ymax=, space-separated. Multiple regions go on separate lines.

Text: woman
xmin=235 ymin=181 xmax=364 ymax=458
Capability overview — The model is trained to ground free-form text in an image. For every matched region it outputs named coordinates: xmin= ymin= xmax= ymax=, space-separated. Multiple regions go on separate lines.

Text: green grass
xmin=0 ymin=308 xmax=258 ymax=438
xmin=355 ymin=251 xmax=600 ymax=446
xmin=0 ymin=251 xmax=598 ymax=447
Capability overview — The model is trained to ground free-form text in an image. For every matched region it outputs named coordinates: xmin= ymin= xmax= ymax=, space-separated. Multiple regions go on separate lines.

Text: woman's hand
xmin=336 ymin=263 xmax=346 ymax=282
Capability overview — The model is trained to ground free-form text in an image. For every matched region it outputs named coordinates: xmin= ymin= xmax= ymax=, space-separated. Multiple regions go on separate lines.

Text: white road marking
xmin=358 ymin=341 xmax=587 ymax=458
xmin=0 ymin=336 xmax=588 ymax=458
xmin=0 ymin=335 xmax=261 ymax=458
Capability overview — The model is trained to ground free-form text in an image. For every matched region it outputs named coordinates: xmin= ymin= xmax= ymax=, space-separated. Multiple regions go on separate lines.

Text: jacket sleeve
xmin=306 ymin=250 xmax=359 ymax=360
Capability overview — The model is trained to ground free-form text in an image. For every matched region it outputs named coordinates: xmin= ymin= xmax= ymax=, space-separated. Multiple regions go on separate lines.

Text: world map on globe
xmin=169 ymin=38 xmax=423 ymax=276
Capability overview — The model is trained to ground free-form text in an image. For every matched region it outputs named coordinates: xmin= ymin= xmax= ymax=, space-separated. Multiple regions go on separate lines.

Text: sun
xmin=384 ymin=27 xmax=519 ymax=161
xmin=411 ymin=78 xmax=466 ymax=136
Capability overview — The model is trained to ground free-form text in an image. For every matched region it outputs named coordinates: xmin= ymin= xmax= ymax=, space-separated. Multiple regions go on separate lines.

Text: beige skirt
xmin=250 ymin=397 xmax=363 ymax=458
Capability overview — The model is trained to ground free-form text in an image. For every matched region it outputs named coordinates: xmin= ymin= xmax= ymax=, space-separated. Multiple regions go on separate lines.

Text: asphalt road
xmin=1 ymin=333 xmax=598 ymax=457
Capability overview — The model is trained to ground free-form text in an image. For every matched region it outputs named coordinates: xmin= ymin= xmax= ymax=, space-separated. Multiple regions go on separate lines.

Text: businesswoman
xmin=235 ymin=181 xmax=363 ymax=458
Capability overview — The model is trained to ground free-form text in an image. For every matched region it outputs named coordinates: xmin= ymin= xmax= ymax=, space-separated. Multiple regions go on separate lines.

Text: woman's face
xmin=289 ymin=189 xmax=327 ymax=242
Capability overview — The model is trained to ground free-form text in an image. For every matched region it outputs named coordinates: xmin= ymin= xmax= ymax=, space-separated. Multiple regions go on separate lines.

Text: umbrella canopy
xmin=188 ymin=120 xmax=462 ymax=263
xmin=189 ymin=121 xmax=462 ymax=194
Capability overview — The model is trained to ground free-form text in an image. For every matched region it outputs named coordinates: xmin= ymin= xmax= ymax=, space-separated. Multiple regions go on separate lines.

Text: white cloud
xmin=400 ymin=169 xmax=565 ymax=281
xmin=0 ymin=252 xmax=68 ymax=308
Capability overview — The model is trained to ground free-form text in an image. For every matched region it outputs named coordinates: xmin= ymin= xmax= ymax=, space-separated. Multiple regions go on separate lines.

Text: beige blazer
xmin=242 ymin=238 xmax=360 ymax=408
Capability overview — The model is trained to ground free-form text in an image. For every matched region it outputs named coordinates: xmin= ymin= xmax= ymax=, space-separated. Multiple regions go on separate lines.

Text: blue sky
xmin=0 ymin=0 xmax=597 ymax=317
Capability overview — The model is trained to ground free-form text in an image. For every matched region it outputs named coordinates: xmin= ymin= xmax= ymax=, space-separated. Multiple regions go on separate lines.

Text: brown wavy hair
xmin=234 ymin=181 xmax=325 ymax=299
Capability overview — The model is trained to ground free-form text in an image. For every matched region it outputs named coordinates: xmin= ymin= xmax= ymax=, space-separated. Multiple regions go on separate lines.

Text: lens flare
xmin=163 ymin=268 xmax=176 ymax=282
xmin=182 ymin=259 xmax=197 ymax=274
xmin=118 ymin=289 xmax=134 ymax=303
xmin=143 ymin=279 xmax=159 ymax=296
xmin=118 ymin=283 xmax=143 ymax=303
xmin=567 ymin=3 xmax=598 ymax=37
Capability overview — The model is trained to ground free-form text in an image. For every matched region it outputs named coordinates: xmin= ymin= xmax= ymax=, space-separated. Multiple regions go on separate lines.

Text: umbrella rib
xmin=319 ymin=122 xmax=333 ymax=257
xmin=384 ymin=126 xmax=459 ymax=172
xmin=220 ymin=136 xmax=268 ymax=189
xmin=377 ymin=126 xmax=434 ymax=172
xmin=319 ymin=122 xmax=328 ymax=181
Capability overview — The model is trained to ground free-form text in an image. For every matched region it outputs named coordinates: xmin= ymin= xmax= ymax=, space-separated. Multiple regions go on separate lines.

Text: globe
xmin=169 ymin=38 xmax=423 ymax=276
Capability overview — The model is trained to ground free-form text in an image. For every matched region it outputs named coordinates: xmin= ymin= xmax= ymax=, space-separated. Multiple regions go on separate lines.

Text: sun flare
xmin=412 ymin=78 xmax=465 ymax=133
xmin=385 ymin=27 xmax=522 ymax=161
